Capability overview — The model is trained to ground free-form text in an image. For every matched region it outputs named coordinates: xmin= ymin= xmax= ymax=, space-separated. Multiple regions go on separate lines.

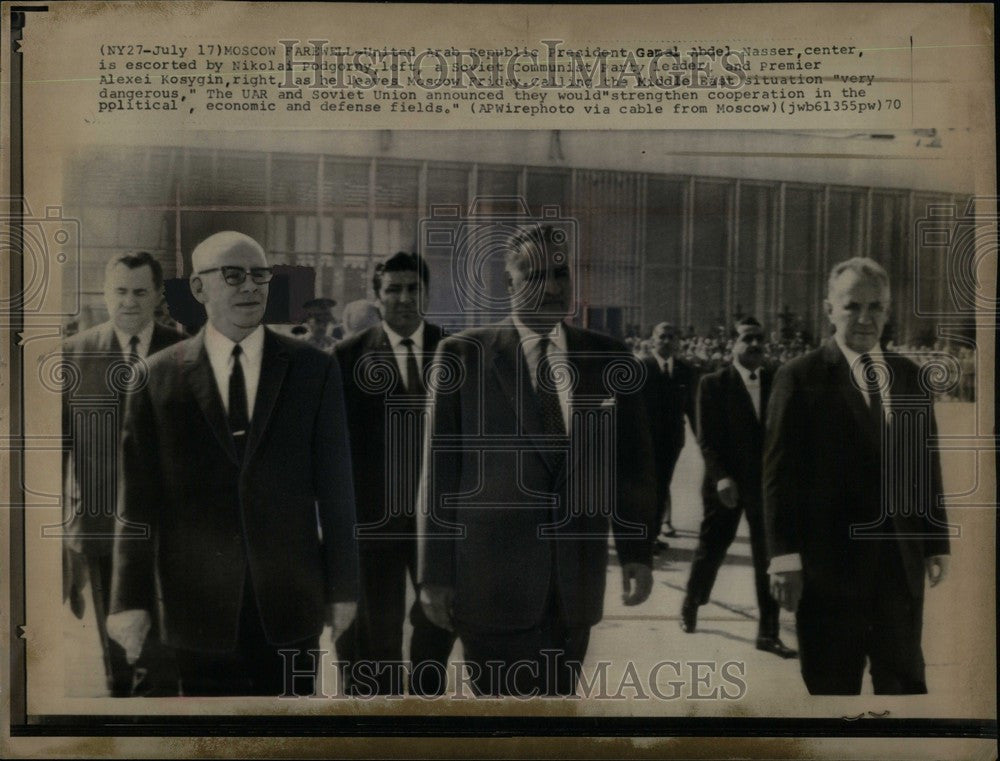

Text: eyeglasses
xmin=197 ymin=266 xmax=274 ymax=286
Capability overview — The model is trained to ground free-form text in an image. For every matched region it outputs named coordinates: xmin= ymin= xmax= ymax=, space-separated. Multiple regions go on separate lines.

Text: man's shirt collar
xmin=204 ymin=322 xmax=265 ymax=366
xmin=511 ymin=316 xmax=567 ymax=353
xmin=382 ymin=320 xmax=425 ymax=351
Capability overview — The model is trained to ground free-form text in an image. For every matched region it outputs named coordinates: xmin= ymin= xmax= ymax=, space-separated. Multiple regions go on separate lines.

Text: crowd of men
xmin=627 ymin=326 xmax=975 ymax=402
xmin=60 ymin=228 xmax=952 ymax=699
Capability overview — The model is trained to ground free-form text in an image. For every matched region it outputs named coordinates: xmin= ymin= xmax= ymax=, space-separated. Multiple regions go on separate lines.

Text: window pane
xmin=217 ymin=153 xmax=268 ymax=207
xmin=375 ymin=163 xmax=419 ymax=211
xmin=827 ymin=189 xmax=865 ymax=262
xmin=293 ymin=216 xmax=318 ymax=252
xmin=527 ymin=171 xmax=568 ymax=215
xmin=645 ymin=178 xmax=684 ymax=268
xmin=322 ymin=159 xmax=369 ymax=212
xmin=342 ymin=217 xmax=368 ymax=254
xmin=268 ymin=215 xmax=288 ymax=253
xmin=319 ymin=217 xmax=335 ymax=253
xmin=732 ymin=269 xmax=757 ymax=320
xmin=689 ymin=268 xmax=726 ymax=333
xmin=693 ymin=181 xmax=731 ymax=268
xmin=181 ymin=150 xmax=216 ymax=206
xmin=271 ymin=156 xmax=318 ymax=209
xmin=426 ymin=167 xmax=468 ymax=215
xmin=783 ymin=187 xmax=819 ymax=272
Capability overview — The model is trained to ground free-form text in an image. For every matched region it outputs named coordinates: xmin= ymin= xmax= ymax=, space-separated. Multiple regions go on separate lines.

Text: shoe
xmin=680 ymin=601 xmax=697 ymax=633
xmin=653 ymin=538 xmax=669 ymax=554
xmin=755 ymin=637 xmax=797 ymax=659
xmin=662 ymin=523 xmax=678 ymax=538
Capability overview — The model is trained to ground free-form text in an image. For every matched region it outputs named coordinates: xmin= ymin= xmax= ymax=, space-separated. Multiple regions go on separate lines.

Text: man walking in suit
xmin=765 ymin=257 xmax=951 ymax=694
xmin=680 ymin=317 xmax=795 ymax=659
xmin=108 ymin=231 xmax=359 ymax=696
xmin=334 ymin=252 xmax=456 ymax=695
xmin=642 ymin=322 xmax=698 ymax=549
xmin=61 ymin=251 xmax=183 ymax=696
xmin=418 ymin=226 xmax=657 ymax=696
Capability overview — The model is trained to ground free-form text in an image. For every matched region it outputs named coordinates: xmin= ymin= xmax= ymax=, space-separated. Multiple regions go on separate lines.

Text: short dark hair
xmin=372 ymin=251 xmax=429 ymax=295
xmin=735 ymin=316 xmax=763 ymax=333
xmin=505 ymin=225 xmax=567 ymax=271
xmin=105 ymin=251 xmax=164 ymax=290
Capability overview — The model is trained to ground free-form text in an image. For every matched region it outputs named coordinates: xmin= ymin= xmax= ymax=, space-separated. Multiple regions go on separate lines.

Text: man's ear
xmin=190 ymin=276 xmax=207 ymax=305
xmin=504 ymin=270 xmax=514 ymax=294
xmin=822 ymin=299 xmax=832 ymax=321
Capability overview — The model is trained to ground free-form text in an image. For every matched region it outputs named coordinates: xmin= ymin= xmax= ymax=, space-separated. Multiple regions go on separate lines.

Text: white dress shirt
xmin=65 ymin=321 xmax=158 ymax=503
xmin=655 ymin=354 xmax=675 ymax=379
xmin=834 ymin=334 xmax=891 ymax=418
xmin=113 ymin=320 xmax=155 ymax=359
xmin=512 ymin=317 xmax=571 ymax=432
xmin=382 ymin=320 xmax=426 ymax=391
xmin=203 ymin=323 xmax=265 ymax=420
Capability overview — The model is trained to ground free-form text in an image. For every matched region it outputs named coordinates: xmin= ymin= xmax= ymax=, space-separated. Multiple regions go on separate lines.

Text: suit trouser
xmin=336 ymin=537 xmax=456 ymax=695
xmin=459 ymin=581 xmax=591 ymax=698
xmin=684 ymin=498 xmax=778 ymax=638
xmin=655 ymin=446 xmax=682 ymax=529
xmin=796 ymin=543 xmax=926 ymax=695
xmin=86 ymin=553 xmax=179 ymax=697
xmin=174 ymin=579 xmax=320 ymax=697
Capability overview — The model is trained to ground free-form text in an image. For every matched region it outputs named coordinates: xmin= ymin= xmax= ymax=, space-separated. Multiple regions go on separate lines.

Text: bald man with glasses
xmin=108 ymin=231 xmax=359 ymax=696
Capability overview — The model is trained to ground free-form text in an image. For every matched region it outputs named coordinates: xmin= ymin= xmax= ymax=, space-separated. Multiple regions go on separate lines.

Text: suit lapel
xmin=760 ymin=367 xmax=772 ymax=419
xmin=825 ymin=340 xmax=880 ymax=454
xmin=368 ymin=324 xmax=407 ymax=396
xmin=490 ymin=320 xmax=535 ymax=425
xmin=244 ymin=329 xmax=291 ymax=464
xmin=424 ymin=322 xmax=444 ymax=355
xmin=149 ymin=324 xmax=178 ymax=354
xmin=490 ymin=320 xmax=563 ymax=480
xmin=183 ymin=332 xmax=238 ymax=464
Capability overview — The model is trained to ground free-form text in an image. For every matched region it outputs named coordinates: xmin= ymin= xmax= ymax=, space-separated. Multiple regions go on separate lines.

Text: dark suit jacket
xmin=61 ymin=321 xmax=184 ymax=556
xmin=697 ymin=364 xmax=771 ymax=510
xmin=418 ymin=318 xmax=657 ymax=634
xmin=763 ymin=340 xmax=951 ymax=600
xmin=110 ymin=328 xmax=359 ymax=651
xmin=642 ymin=355 xmax=698 ymax=466
xmin=335 ymin=322 xmax=446 ymax=535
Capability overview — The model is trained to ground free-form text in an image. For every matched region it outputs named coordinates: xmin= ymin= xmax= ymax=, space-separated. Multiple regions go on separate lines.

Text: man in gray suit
xmin=108 ymin=232 xmax=359 ymax=696
xmin=61 ymin=251 xmax=183 ymax=696
xmin=418 ymin=226 xmax=657 ymax=696
xmin=765 ymin=257 xmax=951 ymax=694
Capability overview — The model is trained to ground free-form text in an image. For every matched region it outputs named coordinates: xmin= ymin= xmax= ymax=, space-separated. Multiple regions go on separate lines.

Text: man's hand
xmin=769 ymin=570 xmax=803 ymax=612
xmin=420 ymin=584 xmax=454 ymax=631
xmin=106 ymin=609 xmax=151 ymax=665
xmin=925 ymin=555 xmax=949 ymax=587
xmin=621 ymin=562 xmax=653 ymax=606
xmin=717 ymin=479 xmax=739 ymax=509
xmin=326 ymin=601 xmax=357 ymax=637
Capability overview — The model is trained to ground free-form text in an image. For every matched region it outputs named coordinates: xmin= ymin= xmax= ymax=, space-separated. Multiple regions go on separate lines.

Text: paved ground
xmin=63 ymin=403 xmax=985 ymax=706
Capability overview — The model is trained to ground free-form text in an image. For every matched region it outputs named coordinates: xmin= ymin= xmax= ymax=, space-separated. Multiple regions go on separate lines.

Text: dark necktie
xmin=749 ymin=370 xmax=757 ymax=381
xmin=536 ymin=336 xmax=566 ymax=437
xmin=127 ymin=335 xmax=140 ymax=364
xmin=229 ymin=344 xmax=250 ymax=461
xmin=401 ymin=337 xmax=424 ymax=395
xmin=859 ymin=352 xmax=884 ymax=430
